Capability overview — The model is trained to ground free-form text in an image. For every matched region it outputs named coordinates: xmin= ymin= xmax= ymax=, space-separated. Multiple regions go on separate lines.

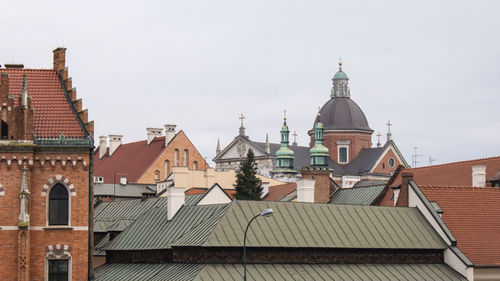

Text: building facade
xmin=0 ymin=48 xmax=93 ymax=280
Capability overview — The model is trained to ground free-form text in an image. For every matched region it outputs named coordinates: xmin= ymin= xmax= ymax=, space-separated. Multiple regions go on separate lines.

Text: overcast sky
xmin=2 ymin=0 xmax=499 ymax=167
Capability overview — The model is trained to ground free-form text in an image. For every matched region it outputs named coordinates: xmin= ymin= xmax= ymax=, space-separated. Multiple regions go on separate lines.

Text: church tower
xmin=273 ymin=114 xmax=296 ymax=175
xmin=309 ymin=62 xmax=373 ymax=164
xmin=310 ymin=117 xmax=329 ymax=166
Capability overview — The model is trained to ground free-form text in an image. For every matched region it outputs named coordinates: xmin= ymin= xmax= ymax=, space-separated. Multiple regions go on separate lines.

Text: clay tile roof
xmin=407 ymin=156 xmax=500 ymax=187
xmin=420 ymin=185 xmax=500 ymax=266
xmin=0 ymin=68 xmax=85 ymax=137
xmin=264 ymin=182 xmax=297 ymax=201
xmin=94 ymin=136 xmax=167 ymax=183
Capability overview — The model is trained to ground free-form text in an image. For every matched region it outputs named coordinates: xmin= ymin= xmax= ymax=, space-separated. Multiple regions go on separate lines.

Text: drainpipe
xmin=88 ymin=143 xmax=94 ymax=280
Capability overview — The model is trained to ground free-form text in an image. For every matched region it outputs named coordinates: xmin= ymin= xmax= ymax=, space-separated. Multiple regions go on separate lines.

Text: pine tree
xmin=234 ymin=149 xmax=263 ymax=200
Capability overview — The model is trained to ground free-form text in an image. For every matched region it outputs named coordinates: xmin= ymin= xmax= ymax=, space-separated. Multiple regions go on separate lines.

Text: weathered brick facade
xmin=0 ymin=48 xmax=93 ymax=280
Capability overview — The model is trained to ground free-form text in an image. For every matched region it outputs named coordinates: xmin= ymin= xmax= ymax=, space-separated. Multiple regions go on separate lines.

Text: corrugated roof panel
xmin=329 ymin=185 xmax=385 ymax=205
xmin=201 ymin=201 xmax=445 ymax=249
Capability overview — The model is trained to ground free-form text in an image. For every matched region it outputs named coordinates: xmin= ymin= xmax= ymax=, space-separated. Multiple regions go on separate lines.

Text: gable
xmin=216 ymin=137 xmax=266 ymax=160
xmin=370 ymin=142 xmax=408 ymax=174
xmin=197 ymin=184 xmax=232 ymax=205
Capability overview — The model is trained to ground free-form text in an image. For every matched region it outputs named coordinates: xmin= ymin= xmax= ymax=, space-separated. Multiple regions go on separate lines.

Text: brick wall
xmin=310 ymin=132 xmax=372 ymax=162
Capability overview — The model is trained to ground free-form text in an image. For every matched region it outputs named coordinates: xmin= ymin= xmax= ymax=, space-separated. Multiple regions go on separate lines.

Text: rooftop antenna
xmin=412 ymin=146 xmax=423 ymax=168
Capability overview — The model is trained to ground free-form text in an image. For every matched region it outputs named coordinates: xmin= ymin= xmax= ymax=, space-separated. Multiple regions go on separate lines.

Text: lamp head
xmin=260 ymin=208 xmax=273 ymax=217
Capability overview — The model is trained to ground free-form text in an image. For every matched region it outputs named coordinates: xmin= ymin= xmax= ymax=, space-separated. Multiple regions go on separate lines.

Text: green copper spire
xmin=331 ymin=60 xmax=350 ymax=98
xmin=310 ymin=115 xmax=329 ymax=166
xmin=275 ymin=112 xmax=295 ymax=173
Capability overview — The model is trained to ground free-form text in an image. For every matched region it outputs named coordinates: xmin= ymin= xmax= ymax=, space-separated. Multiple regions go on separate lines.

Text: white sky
xmin=2 ymin=0 xmax=499 ymax=167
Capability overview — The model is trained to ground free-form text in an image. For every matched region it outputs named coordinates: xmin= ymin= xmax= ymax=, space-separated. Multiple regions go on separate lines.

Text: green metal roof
xmin=94 ymin=183 xmax=156 ymax=198
xmin=333 ymin=70 xmax=348 ymax=79
xmin=175 ymin=201 xmax=446 ymax=249
xmin=94 ymin=263 xmax=466 ymax=281
xmin=106 ymin=204 xmax=229 ymax=250
xmin=329 ymin=185 xmax=385 ymax=206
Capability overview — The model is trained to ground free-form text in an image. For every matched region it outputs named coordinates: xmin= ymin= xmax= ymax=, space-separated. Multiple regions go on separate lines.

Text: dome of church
xmin=333 ymin=70 xmax=348 ymax=80
xmin=314 ymin=97 xmax=372 ymax=132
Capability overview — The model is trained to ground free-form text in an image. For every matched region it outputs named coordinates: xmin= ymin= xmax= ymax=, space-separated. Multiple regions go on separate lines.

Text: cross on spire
xmin=239 ymin=113 xmax=245 ymax=128
xmin=283 ymin=110 xmax=287 ymax=123
xmin=386 ymin=121 xmax=392 ymax=133
xmin=376 ymin=131 xmax=382 ymax=147
xmin=292 ymin=131 xmax=298 ymax=146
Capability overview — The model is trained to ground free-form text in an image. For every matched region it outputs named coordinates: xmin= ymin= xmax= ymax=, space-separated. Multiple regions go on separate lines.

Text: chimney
xmin=261 ymin=182 xmax=270 ymax=198
xmin=146 ymin=127 xmax=163 ymax=145
xmin=53 ymin=47 xmax=67 ymax=74
xmin=1 ymin=72 xmax=9 ymax=102
xmin=472 ymin=165 xmax=486 ymax=187
xmin=98 ymin=136 xmax=107 ymax=159
xmin=396 ymin=172 xmax=413 ymax=207
xmin=164 ymin=124 xmax=176 ymax=146
xmin=167 ymin=186 xmax=185 ymax=220
xmin=296 ymin=179 xmax=315 ymax=203
xmin=108 ymin=135 xmax=123 ymax=157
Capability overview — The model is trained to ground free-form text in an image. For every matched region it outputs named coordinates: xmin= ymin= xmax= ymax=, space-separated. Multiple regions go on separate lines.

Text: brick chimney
xmin=146 ymin=128 xmax=163 ymax=145
xmin=167 ymin=186 xmax=185 ymax=220
xmin=395 ymin=172 xmax=413 ymax=207
xmin=472 ymin=165 xmax=486 ymax=187
xmin=108 ymin=135 xmax=123 ymax=157
xmin=164 ymin=124 xmax=176 ymax=147
xmin=98 ymin=136 xmax=107 ymax=159
xmin=0 ymin=72 xmax=9 ymax=105
xmin=53 ymin=47 xmax=67 ymax=74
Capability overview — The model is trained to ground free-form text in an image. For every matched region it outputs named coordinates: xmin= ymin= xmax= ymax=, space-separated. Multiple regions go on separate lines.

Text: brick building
xmin=0 ymin=48 xmax=93 ymax=280
xmin=93 ymin=127 xmax=209 ymax=185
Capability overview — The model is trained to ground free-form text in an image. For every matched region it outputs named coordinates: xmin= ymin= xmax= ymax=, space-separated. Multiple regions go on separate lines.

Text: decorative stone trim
xmin=0 ymin=156 xmax=87 ymax=167
xmin=41 ymin=175 xmax=76 ymax=196
xmin=45 ymin=244 xmax=72 ymax=259
xmin=0 ymin=183 xmax=4 ymax=196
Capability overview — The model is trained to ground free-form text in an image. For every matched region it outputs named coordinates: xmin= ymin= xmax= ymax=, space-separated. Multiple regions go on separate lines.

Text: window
xmin=1 ymin=120 xmax=8 ymax=139
xmin=49 ymin=184 xmax=69 ymax=226
xmin=154 ymin=170 xmax=160 ymax=181
xmin=193 ymin=161 xmax=198 ymax=170
xmin=338 ymin=147 xmax=348 ymax=163
xmin=48 ymin=259 xmax=68 ymax=281
xmin=164 ymin=160 xmax=170 ymax=176
xmin=183 ymin=149 xmax=189 ymax=166
xmin=389 ymin=158 xmax=395 ymax=167
xmin=174 ymin=149 xmax=179 ymax=166
xmin=93 ymin=176 xmax=104 ymax=183
xmin=382 ymin=163 xmax=385 ymax=169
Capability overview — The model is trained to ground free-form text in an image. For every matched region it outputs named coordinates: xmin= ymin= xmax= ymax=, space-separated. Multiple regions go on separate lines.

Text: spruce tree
xmin=234 ymin=149 xmax=263 ymax=200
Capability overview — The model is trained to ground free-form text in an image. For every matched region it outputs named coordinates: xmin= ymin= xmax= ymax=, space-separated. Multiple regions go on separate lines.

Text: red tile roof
xmin=94 ymin=136 xmax=167 ymax=183
xmin=420 ymin=185 xmax=500 ymax=266
xmin=407 ymin=156 xmax=500 ymax=187
xmin=264 ymin=182 xmax=297 ymax=201
xmin=0 ymin=68 xmax=85 ymax=137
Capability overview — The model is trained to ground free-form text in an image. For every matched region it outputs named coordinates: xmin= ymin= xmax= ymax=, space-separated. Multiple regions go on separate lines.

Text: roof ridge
xmin=420 ymin=185 xmax=500 ymax=190
xmin=407 ymin=155 xmax=500 ymax=170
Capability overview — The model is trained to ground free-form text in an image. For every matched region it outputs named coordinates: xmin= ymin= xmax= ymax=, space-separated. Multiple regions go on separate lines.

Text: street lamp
xmin=243 ymin=208 xmax=273 ymax=281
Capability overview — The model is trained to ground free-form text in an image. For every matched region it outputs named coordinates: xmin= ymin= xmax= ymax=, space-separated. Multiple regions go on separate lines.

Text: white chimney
xmin=108 ymin=135 xmax=123 ymax=157
xmin=296 ymin=179 xmax=315 ymax=203
xmin=98 ymin=136 xmax=107 ymax=159
xmin=472 ymin=165 xmax=487 ymax=187
xmin=167 ymin=186 xmax=185 ymax=220
xmin=147 ymin=128 xmax=163 ymax=145
xmin=261 ymin=182 xmax=270 ymax=198
xmin=164 ymin=124 xmax=177 ymax=147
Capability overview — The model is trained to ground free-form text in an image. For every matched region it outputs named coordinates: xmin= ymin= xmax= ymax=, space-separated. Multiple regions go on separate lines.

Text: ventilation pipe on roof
xmin=99 ymin=136 xmax=107 ymax=159
xmin=167 ymin=186 xmax=185 ymax=220
xmin=108 ymin=135 xmax=123 ymax=157
xmin=146 ymin=128 xmax=163 ymax=145
xmin=164 ymin=124 xmax=177 ymax=147
xmin=297 ymin=179 xmax=315 ymax=203
xmin=472 ymin=165 xmax=486 ymax=187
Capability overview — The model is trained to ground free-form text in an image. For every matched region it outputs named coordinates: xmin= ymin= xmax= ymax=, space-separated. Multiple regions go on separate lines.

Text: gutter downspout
xmin=88 ymin=143 xmax=94 ymax=280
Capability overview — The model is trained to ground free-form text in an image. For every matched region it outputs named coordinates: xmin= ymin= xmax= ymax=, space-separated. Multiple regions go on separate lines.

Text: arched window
xmin=154 ymin=170 xmax=160 ymax=181
xmin=49 ymin=184 xmax=69 ymax=225
xmin=183 ymin=149 xmax=189 ymax=166
xmin=174 ymin=149 xmax=179 ymax=166
xmin=193 ymin=161 xmax=198 ymax=170
xmin=164 ymin=160 xmax=170 ymax=176
xmin=1 ymin=120 xmax=8 ymax=140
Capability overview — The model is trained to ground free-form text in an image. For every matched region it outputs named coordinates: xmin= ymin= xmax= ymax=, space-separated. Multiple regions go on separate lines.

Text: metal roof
xmin=329 ymin=185 xmax=385 ymax=205
xmin=174 ymin=201 xmax=445 ymax=249
xmin=94 ymin=263 xmax=466 ymax=281
xmin=106 ymin=204 xmax=229 ymax=250
xmin=94 ymin=183 xmax=156 ymax=198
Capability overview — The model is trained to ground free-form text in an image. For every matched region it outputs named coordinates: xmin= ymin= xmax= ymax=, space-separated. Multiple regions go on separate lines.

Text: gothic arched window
xmin=183 ymin=149 xmax=189 ymax=167
xmin=174 ymin=149 xmax=179 ymax=166
xmin=49 ymin=184 xmax=69 ymax=225
xmin=193 ymin=161 xmax=198 ymax=170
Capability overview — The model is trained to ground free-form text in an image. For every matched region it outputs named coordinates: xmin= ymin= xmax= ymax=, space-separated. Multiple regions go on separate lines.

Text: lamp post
xmin=243 ymin=208 xmax=273 ymax=281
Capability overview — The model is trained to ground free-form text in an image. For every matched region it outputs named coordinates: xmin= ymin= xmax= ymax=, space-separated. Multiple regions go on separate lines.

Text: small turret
xmin=216 ymin=138 xmax=221 ymax=155
xmin=310 ymin=116 xmax=329 ymax=166
xmin=18 ymin=164 xmax=30 ymax=227
xmin=331 ymin=60 xmax=350 ymax=98
xmin=274 ymin=113 xmax=295 ymax=173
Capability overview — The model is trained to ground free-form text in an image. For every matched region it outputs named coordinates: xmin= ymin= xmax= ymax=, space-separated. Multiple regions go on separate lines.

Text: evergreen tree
xmin=234 ymin=149 xmax=263 ymax=200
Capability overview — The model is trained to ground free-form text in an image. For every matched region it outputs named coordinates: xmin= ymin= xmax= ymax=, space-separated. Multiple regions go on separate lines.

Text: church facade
xmin=214 ymin=62 xmax=409 ymax=187
xmin=0 ymin=48 xmax=93 ymax=280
